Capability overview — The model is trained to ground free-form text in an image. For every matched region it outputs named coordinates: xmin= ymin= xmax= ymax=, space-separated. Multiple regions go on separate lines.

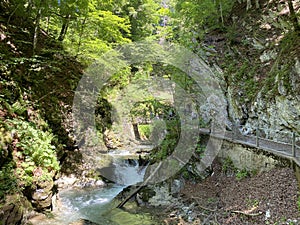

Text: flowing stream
xmin=37 ymin=151 xmax=159 ymax=225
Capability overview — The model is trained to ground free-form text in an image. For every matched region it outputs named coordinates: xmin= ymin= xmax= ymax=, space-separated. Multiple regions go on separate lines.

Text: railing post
xmin=292 ymin=132 xmax=296 ymax=157
xmin=256 ymin=125 xmax=259 ymax=148
xmin=255 ymin=115 xmax=260 ymax=148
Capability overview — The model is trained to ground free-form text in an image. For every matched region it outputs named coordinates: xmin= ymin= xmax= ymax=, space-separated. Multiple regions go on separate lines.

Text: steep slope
xmin=0 ymin=5 xmax=86 ymax=224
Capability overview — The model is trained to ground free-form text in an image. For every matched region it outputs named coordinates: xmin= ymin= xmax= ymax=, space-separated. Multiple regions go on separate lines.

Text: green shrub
xmin=221 ymin=156 xmax=236 ymax=173
xmin=138 ymin=124 xmax=153 ymax=140
xmin=7 ymin=119 xmax=60 ymax=187
xmin=195 ymin=143 xmax=205 ymax=156
xmin=236 ymin=168 xmax=250 ymax=180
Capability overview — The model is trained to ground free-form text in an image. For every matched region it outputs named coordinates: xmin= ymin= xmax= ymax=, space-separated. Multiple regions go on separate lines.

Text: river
xmin=36 ymin=151 xmax=160 ymax=225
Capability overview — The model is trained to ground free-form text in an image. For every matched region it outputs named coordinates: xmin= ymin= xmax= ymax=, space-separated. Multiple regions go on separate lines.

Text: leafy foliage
xmin=235 ymin=168 xmax=250 ymax=180
xmin=138 ymin=124 xmax=153 ymax=140
xmin=298 ymin=195 xmax=300 ymax=212
xmin=2 ymin=0 xmax=299 ymax=216
xmin=223 ymin=60 xmax=260 ymax=102
xmin=123 ymin=0 xmax=161 ymax=41
xmin=221 ymin=156 xmax=237 ymax=174
xmin=7 ymin=119 xmax=60 ymax=187
xmin=150 ymin=118 xmax=180 ymax=162
xmin=167 ymin=0 xmax=234 ymax=47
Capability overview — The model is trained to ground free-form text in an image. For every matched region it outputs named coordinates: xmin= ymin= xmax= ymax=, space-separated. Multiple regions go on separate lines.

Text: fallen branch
xmin=116 ymin=184 xmax=144 ymax=209
xmin=117 ymin=161 xmax=162 ymax=208
xmin=191 ymin=196 xmax=217 ymax=212
xmin=231 ymin=210 xmax=263 ymax=217
xmin=214 ymin=214 xmax=220 ymax=225
xmin=198 ymin=204 xmax=217 ymax=212
xmin=202 ymin=212 xmax=213 ymax=224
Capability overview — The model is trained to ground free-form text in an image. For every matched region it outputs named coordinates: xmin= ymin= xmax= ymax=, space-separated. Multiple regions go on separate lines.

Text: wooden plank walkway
xmin=199 ymin=128 xmax=300 ymax=166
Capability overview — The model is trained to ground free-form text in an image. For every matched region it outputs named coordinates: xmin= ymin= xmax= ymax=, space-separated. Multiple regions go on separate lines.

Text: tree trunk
xmin=7 ymin=4 xmax=19 ymax=26
xmin=133 ymin=123 xmax=141 ymax=140
xmin=76 ymin=17 xmax=87 ymax=56
xmin=58 ymin=14 xmax=71 ymax=41
xmin=216 ymin=0 xmax=224 ymax=26
xmin=288 ymin=0 xmax=300 ymax=32
xmin=33 ymin=4 xmax=43 ymax=55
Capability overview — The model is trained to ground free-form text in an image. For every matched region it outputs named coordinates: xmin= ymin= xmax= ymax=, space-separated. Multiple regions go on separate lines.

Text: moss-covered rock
xmin=0 ymin=194 xmax=32 ymax=225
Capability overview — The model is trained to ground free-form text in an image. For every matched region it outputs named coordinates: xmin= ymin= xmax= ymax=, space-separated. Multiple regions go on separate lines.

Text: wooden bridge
xmin=199 ymin=127 xmax=300 ymax=166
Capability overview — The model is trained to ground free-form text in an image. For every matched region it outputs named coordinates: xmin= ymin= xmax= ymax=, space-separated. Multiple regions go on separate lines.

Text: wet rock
xmin=31 ymin=189 xmax=52 ymax=210
xmin=55 ymin=174 xmax=77 ymax=189
xmin=74 ymin=178 xmax=106 ymax=188
xmin=133 ymin=178 xmax=185 ymax=207
xmin=95 ymin=179 xmax=105 ymax=187
xmin=144 ymin=185 xmax=173 ymax=207
xmin=119 ymin=179 xmax=184 ymax=208
xmin=31 ymin=180 xmax=54 ymax=210
xmin=56 ymin=174 xmax=106 ymax=190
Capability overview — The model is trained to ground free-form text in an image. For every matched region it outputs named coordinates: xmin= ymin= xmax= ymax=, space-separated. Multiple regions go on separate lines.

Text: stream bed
xmin=35 ymin=151 xmax=161 ymax=225
xmin=37 ymin=185 xmax=158 ymax=225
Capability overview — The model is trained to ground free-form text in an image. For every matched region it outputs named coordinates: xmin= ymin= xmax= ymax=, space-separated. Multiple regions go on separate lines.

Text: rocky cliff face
xmin=205 ymin=1 xmax=300 ymax=142
xmin=231 ymin=37 xmax=299 ymax=141
xmin=229 ymin=53 xmax=300 ymax=142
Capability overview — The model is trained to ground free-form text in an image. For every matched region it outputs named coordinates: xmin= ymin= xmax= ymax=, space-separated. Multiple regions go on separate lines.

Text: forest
xmin=0 ymin=0 xmax=300 ymax=224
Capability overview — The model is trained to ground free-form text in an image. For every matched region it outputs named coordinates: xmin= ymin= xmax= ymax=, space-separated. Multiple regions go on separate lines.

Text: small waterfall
xmin=34 ymin=153 xmax=152 ymax=225
xmin=99 ymin=150 xmax=147 ymax=186
xmin=110 ymin=157 xmax=146 ymax=186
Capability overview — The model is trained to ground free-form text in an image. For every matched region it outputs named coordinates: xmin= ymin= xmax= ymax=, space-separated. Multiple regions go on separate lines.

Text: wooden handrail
xmin=199 ymin=126 xmax=299 ymax=166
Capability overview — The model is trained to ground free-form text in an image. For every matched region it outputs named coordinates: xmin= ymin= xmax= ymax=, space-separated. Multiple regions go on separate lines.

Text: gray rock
xmin=228 ymin=57 xmax=300 ymax=142
xmin=259 ymin=50 xmax=277 ymax=63
xmin=148 ymin=184 xmax=174 ymax=207
xmin=171 ymin=179 xmax=184 ymax=194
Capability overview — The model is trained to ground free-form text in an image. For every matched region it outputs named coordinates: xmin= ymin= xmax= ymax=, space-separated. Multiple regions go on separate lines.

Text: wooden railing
xmin=199 ymin=126 xmax=300 ymax=166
